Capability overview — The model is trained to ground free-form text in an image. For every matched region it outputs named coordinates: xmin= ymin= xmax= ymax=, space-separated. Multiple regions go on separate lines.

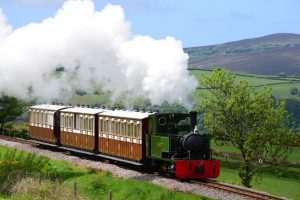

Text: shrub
xmin=10 ymin=177 xmax=82 ymax=200
xmin=279 ymin=72 xmax=287 ymax=78
xmin=0 ymin=149 xmax=51 ymax=193
xmin=291 ymin=87 xmax=298 ymax=95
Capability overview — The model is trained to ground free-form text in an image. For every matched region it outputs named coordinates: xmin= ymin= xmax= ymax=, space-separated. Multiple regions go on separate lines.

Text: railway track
xmin=193 ymin=180 xmax=285 ymax=200
xmin=0 ymin=134 xmax=35 ymax=146
xmin=0 ymin=134 xmax=286 ymax=200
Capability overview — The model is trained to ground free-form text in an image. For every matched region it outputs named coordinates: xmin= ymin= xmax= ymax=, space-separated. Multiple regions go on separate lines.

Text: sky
xmin=0 ymin=0 xmax=300 ymax=47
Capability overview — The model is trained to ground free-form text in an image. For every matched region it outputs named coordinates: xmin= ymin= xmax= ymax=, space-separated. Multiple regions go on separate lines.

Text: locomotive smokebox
xmin=189 ymin=111 xmax=197 ymax=131
xmin=181 ymin=133 xmax=211 ymax=154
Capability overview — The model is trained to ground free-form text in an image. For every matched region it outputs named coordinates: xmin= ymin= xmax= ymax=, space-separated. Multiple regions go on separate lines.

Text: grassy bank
xmin=0 ymin=145 xmax=208 ymax=200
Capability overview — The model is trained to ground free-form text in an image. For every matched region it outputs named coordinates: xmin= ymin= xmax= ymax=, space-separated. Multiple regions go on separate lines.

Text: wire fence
xmin=2 ymin=171 xmax=114 ymax=200
xmin=0 ymin=130 xmax=29 ymax=140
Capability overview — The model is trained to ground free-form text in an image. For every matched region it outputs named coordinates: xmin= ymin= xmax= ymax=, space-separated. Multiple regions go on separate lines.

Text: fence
xmin=2 ymin=171 xmax=113 ymax=200
xmin=0 ymin=130 xmax=29 ymax=140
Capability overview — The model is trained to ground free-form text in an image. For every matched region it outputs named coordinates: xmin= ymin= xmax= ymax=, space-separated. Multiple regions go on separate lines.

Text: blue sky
xmin=0 ymin=0 xmax=300 ymax=47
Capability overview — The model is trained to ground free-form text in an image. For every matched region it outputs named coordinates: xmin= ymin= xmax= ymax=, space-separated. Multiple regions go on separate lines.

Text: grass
xmin=189 ymin=69 xmax=300 ymax=102
xmin=1 ymin=144 xmax=299 ymax=199
xmin=211 ymin=142 xmax=300 ymax=163
xmin=217 ymin=158 xmax=300 ymax=199
xmin=0 ymin=145 xmax=208 ymax=200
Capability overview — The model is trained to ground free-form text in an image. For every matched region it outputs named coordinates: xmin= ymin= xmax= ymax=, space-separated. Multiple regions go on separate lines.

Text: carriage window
xmin=40 ymin=112 xmax=43 ymax=124
xmin=81 ymin=117 xmax=84 ymax=130
xmin=114 ymin=121 xmax=117 ymax=135
xmin=75 ymin=114 xmax=80 ymax=129
xmin=111 ymin=121 xmax=115 ymax=134
xmin=83 ymin=118 xmax=87 ymax=130
xmin=127 ymin=124 xmax=131 ymax=137
xmin=120 ymin=123 xmax=123 ymax=135
xmin=116 ymin=121 xmax=119 ymax=135
xmin=133 ymin=124 xmax=136 ymax=138
xmin=99 ymin=120 xmax=103 ymax=132
xmin=70 ymin=115 xmax=74 ymax=128
xmin=107 ymin=120 xmax=110 ymax=133
xmin=43 ymin=112 xmax=48 ymax=125
xmin=136 ymin=124 xmax=140 ymax=138
xmin=42 ymin=112 xmax=46 ymax=124
xmin=120 ymin=122 xmax=125 ymax=135
xmin=64 ymin=115 xmax=67 ymax=128
xmin=88 ymin=118 xmax=93 ymax=131
xmin=61 ymin=115 xmax=64 ymax=127
xmin=48 ymin=113 xmax=53 ymax=126
xmin=36 ymin=112 xmax=38 ymax=123
xmin=31 ymin=111 xmax=34 ymax=123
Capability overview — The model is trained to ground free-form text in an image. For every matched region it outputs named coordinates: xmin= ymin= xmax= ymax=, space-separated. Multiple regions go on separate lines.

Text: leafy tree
xmin=290 ymin=87 xmax=298 ymax=95
xmin=200 ymin=69 xmax=294 ymax=187
xmin=278 ymin=72 xmax=287 ymax=78
xmin=0 ymin=95 xmax=26 ymax=131
xmin=112 ymin=100 xmax=125 ymax=110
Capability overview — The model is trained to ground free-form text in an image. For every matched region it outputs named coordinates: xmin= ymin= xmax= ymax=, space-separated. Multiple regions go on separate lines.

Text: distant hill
xmin=185 ymin=33 xmax=300 ymax=75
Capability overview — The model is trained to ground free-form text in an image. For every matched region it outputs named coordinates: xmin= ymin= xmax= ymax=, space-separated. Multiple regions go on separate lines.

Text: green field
xmin=210 ymin=142 xmax=300 ymax=199
xmin=190 ymin=69 xmax=300 ymax=102
xmin=211 ymin=142 xmax=300 ymax=163
xmin=217 ymin=166 xmax=300 ymax=199
xmin=0 ymin=145 xmax=208 ymax=200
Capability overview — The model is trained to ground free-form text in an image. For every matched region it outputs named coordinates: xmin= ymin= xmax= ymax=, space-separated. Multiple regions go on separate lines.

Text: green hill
xmin=185 ymin=33 xmax=300 ymax=75
xmin=190 ymin=69 xmax=300 ymax=124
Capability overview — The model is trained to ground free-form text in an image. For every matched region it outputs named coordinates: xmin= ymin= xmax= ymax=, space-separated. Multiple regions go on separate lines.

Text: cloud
xmin=0 ymin=0 xmax=197 ymax=108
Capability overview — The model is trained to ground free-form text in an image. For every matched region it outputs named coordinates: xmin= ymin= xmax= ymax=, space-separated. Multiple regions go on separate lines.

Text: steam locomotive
xmin=29 ymin=104 xmax=220 ymax=179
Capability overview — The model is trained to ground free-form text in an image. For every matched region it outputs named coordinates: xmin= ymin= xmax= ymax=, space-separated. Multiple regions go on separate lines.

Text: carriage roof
xmin=60 ymin=107 xmax=105 ymax=115
xmin=30 ymin=104 xmax=70 ymax=111
xmin=99 ymin=110 xmax=153 ymax=120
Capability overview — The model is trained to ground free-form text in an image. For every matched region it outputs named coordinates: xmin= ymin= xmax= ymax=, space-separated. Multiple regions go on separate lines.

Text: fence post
xmin=38 ymin=174 xmax=42 ymax=185
xmin=108 ymin=189 xmax=112 ymax=200
xmin=73 ymin=180 xmax=77 ymax=199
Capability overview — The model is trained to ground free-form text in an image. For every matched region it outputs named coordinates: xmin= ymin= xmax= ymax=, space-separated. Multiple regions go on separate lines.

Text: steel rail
xmin=193 ymin=180 xmax=285 ymax=200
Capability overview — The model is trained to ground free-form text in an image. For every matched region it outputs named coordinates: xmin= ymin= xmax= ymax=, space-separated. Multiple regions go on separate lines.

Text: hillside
xmin=185 ymin=33 xmax=300 ymax=75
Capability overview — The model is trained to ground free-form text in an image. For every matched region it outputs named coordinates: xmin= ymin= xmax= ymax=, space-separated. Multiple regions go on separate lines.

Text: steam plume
xmin=0 ymin=0 xmax=197 ymax=108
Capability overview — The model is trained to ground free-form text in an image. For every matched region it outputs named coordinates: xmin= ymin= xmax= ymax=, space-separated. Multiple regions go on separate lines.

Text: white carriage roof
xmin=61 ymin=107 xmax=104 ymax=114
xmin=30 ymin=104 xmax=70 ymax=111
xmin=99 ymin=110 xmax=153 ymax=120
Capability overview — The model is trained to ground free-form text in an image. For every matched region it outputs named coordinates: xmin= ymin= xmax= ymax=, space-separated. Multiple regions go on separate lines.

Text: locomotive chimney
xmin=189 ymin=111 xmax=197 ymax=132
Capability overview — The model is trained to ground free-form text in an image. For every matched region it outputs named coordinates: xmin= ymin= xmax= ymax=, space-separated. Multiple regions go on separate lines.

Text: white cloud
xmin=0 ymin=0 xmax=197 ymax=107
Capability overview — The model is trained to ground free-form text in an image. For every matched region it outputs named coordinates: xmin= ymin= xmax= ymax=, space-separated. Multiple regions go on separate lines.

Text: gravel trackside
xmin=0 ymin=139 xmax=255 ymax=200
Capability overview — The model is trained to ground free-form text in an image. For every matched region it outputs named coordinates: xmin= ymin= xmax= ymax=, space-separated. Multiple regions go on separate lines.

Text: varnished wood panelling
xmin=29 ymin=126 xmax=56 ymax=143
xmin=61 ymin=131 xmax=94 ymax=151
xmin=98 ymin=137 xmax=142 ymax=161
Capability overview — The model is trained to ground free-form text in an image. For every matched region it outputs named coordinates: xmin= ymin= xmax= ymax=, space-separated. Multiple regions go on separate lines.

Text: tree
xmin=290 ymin=87 xmax=298 ymax=95
xmin=278 ymin=72 xmax=287 ymax=78
xmin=200 ymin=69 xmax=294 ymax=187
xmin=0 ymin=95 xmax=26 ymax=131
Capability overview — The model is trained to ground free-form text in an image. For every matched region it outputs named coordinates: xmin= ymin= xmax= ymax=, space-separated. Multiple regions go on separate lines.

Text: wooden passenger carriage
xmin=98 ymin=110 xmax=151 ymax=161
xmin=60 ymin=107 xmax=104 ymax=151
xmin=29 ymin=105 xmax=70 ymax=144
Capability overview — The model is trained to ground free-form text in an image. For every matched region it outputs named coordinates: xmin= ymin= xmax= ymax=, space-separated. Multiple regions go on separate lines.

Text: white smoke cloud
xmin=0 ymin=0 xmax=197 ymax=107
